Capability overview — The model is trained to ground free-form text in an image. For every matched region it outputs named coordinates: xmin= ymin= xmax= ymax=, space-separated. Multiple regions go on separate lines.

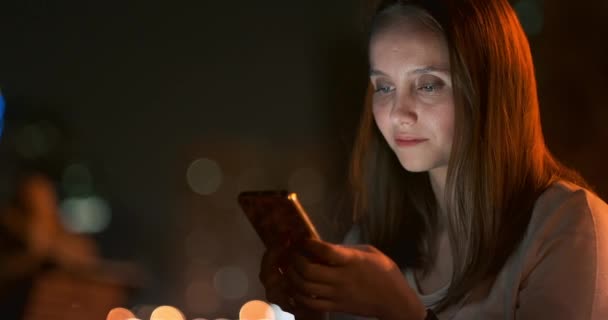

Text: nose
xmin=390 ymin=91 xmax=417 ymax=126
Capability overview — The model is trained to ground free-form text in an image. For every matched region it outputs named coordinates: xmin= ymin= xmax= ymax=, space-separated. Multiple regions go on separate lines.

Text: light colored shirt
xmin=330 ymin=181 xmax=608 ymax=320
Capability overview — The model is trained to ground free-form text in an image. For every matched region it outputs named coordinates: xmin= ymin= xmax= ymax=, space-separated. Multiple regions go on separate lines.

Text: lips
xmin=394 ymin=136 xmax=428 ymax=147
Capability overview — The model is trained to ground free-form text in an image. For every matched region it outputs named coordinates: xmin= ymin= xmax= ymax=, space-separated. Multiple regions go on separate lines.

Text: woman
xmin=259 ymin=0 xmax=608 ymax=319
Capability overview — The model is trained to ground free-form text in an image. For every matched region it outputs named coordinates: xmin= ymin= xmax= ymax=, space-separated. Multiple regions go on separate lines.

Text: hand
xmin=285 ymin=239 xmax=426 ymax=320
xmin=50 ymin=233 xmax=100 ymax=270
xmin=259 ymin=245 xmax=326 ymax=320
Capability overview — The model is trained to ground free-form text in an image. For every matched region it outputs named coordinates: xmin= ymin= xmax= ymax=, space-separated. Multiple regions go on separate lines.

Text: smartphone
xmin=237 ymin=190 xmax=321 ymax=249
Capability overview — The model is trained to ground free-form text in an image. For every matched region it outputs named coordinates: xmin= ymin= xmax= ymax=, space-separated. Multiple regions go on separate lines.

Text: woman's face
xmin=369 ymin=17 xmax=455 ymax=175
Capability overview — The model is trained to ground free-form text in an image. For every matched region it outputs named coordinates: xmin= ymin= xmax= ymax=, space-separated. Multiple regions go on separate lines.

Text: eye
xmin=418 ymin=84 xmax=438 ymax=92
xmin=415 ymin=74 xmax=446 ymax=96
xmin=374 ymin=85 xmax=395 ymax=94
xmin=418 ymin=82 xmax=446 ymax=93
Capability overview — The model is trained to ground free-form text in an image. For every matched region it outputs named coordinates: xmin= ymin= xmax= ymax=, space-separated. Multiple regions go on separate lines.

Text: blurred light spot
xmin=60 ymin=196 xmax=111 ymax=233
xmin=61 ymin=163 xmax=94 ymax=196
xmin=213 ymin=266 xmax=249 ymax=300
xmin=187 ymin=158 xmax=223 ymax=195
xmin=185 ymin=279 xmax=221 ymax=315
xmin=514 ymin=0 xmax=543 ymax=36
xmin=270 ymin=304 xmax=295 ymax=320
xmin=150 ymin=306 xmax=186 ymax=320
xmin=106 ymin=307 xmax=139 ymax=320
xmin=287 ymin=167 xmax=325 ymax=206
xmin=237 ymin=168 xmax=269 ymax=191
xmin=15 ymin=121 xmax=60 ymax=159
xmin=240 ymin=300 xmax=275 ymax=320
xmin=0 ymin=91 xmax=5 ymax=137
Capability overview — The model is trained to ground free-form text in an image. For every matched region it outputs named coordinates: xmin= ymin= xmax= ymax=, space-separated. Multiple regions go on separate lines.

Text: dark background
xmin=0 ymin=0 xmax=606 ymax=319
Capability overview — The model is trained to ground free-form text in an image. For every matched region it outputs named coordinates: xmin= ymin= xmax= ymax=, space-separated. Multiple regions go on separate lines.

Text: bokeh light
xmin=270 ymin=304 xmax=295 ymax=320
xmin=185 ymin=279 xmax=221 ymax=315
xmin=239 ymin=300 xmax=276 ymax=320
xmin=106 ymin=307 xmax=139 ymax=320
xmin=187 ymin=158 xmax=223 ymax=195
xmin=150 ymin=306 xmax=186 ymax=320
xmin=61 ymin=163 xmax=94 ymax=196
xmin=0 ymin=90 xmax=5 ymax=137
xmin=59 ymin=196 xmax=111 ymax=233
xmin=287 ymin=167 xmax=325 ymax=206
xmin=514 ymin=0 xmax=544 ymax=36
xmin=213 ymin=266 xmax=249 ymax=300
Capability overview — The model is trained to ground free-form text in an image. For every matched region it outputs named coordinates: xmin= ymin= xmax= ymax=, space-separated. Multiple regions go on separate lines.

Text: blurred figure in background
xmin=0 ymin=95 xmax=133 ymax=319
xmin=0 ymin=171 xmax=101 ymax=318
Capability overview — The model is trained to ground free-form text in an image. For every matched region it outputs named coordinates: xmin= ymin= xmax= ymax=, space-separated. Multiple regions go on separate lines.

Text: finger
xmin=343 ymin=244 xmax=378 ymax=253
xmin=285 ymin=263 xmax=336 ymax=299
xmin=292 ymin=253 xmax=340 ymax=285
xmin=292 ymin=291 xmax=336 ymax=313
xmin=298 ymin=239 xmax=349 ymax=266
xmin=259 ymin=248 xmax=288 ymax=283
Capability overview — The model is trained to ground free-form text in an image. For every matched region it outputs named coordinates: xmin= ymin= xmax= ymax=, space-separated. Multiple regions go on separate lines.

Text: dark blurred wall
xmin=533 ymin=1 xmax=608 ymax=194
xmin=0 ymin=0 xmax=606 ymax=318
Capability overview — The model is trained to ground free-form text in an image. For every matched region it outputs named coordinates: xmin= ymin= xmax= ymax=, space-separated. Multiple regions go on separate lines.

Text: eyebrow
xmin=369 ymin=66 xmax=449 ymax=77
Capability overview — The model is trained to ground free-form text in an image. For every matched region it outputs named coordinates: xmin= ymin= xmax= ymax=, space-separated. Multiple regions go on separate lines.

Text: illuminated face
xmin=369 ymin=17 xmax=455 ymax=175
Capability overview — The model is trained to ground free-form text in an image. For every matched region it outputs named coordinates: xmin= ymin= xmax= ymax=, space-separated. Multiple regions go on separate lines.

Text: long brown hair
xmin=350 ymin=0 xmax=589 ymax=311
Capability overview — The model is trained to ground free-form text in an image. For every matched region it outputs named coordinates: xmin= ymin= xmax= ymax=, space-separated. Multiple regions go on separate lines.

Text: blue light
xmin=0 ymin=90 xmax=5 ymax=138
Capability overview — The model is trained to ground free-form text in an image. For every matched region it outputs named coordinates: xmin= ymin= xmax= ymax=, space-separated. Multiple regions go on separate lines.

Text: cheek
xmin=432 ymin=103 xmax=455 ymax=146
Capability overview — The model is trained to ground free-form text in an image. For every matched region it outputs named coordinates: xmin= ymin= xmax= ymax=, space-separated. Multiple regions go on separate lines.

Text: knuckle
xmin=321 ymin=245 xmax=333 ymax=257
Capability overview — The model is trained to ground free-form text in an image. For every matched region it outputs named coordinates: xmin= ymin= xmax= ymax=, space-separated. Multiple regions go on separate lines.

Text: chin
xmin=401 ymin=165 xmax=432 ymax=173
xmin=397 ymin=158 xmax=435 ymax=173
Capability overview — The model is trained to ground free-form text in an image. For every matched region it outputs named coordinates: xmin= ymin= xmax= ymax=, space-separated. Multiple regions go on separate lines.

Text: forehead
xmin=369 ymin=18 xmax=449 ymax=71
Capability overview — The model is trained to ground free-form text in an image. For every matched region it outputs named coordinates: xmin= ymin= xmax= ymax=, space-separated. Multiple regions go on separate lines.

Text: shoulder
xmin=526 ymin=180 xmax=608 ymax=240
xmin=519 ymin=180 xmax=608 ymax=280
xmin=512 ymin=184 xmax=608 ymax=318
